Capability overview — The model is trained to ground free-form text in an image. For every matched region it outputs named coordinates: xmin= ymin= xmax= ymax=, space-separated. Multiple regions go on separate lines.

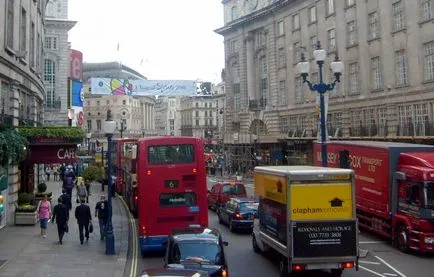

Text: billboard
xmin=290 ymin=183 xmax=353 ymax=220
xmin=90 ymin=78 xmax=197 ymax=96
xmin=69 ymin=49 xmax=83 ymax=82
xmin=68 ymin=79 xmax=84 ymax=127
xmin=71 ymin=80 xmax=84 ymax=107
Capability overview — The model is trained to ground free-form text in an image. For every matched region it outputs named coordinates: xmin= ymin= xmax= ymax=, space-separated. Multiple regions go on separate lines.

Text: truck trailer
xmin=252 ymin=166 xmax=359 ymax=277
xmin=313 ymin=140 xmax=434 ymax=253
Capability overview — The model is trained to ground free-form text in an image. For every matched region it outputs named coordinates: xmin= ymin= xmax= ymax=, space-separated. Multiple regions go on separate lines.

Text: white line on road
xmin=383 ymin=273 xmax=398 ymax=277
xmin=375 ymin=256 xmax=407 ymax=277
xmin=359 ymin=261 xmax=382 ymax=265
xmin=359 ymin=265 xmax=387 ymax=277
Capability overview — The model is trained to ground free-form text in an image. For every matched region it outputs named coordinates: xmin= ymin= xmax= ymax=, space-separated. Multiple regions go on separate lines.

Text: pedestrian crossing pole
xmin=103 ymin=109 xmax=116 ymax=255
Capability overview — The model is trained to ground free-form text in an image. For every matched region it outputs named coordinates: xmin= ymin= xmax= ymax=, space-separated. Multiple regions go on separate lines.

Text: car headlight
xmin=424 ymin=237 xmax=434 ymax=244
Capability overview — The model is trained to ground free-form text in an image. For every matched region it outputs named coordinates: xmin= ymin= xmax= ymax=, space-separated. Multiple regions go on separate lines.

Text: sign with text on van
xmin=290 ymin=183 xmax=353 ymax=220
xmin=254 ymin=173 xmax=287 ymax=204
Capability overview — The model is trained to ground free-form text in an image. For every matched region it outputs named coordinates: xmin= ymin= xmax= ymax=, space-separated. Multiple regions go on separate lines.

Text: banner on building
xmin=90 ymin=78 xmax=198 ymax=96
xmin=69 ymin=49 xmax=83 ymax=82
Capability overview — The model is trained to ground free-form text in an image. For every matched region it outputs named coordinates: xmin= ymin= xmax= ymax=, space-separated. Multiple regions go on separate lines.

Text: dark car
xmin=139 ymin=265 xmax=209 ymax=277
xmin=164 ymin=227 xmax=229 ymax=277
xmin=217 ymin=197 xmax=258 ymax=232
xmin=207 ymin=182 xmax=247 ymax=212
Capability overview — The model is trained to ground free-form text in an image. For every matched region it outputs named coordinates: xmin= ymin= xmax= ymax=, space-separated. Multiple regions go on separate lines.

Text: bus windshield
xmin=425 ymin=182 xmax=434 ymax=209
xmin=148 ymin=144 xmax=194 ymax=164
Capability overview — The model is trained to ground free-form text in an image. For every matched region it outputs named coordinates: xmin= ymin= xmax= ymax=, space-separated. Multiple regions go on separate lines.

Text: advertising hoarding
xmin=290 ymin=183 xmax=353 ymax=220
xmin=254 ymin=173 xmax=287 ymax=204
xmin=69 ymin=49 xmax=83 ymax=82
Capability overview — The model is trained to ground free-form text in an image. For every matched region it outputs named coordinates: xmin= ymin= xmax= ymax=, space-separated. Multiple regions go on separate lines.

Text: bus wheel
xmin=397 ymin=225 xmax=410 ymax=253
xmin=278 ymin=257 xmax=288 ymax=277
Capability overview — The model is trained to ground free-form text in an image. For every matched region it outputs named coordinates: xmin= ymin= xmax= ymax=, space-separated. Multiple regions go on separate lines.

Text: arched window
xmin=44 ymin=59 xmax=56 ymax=108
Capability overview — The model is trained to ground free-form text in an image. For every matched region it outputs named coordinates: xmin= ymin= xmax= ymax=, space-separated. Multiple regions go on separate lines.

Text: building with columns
xmin=155 ymin=96 xmax=182 ymax=136
xmin=216 ymin=0 xmax=434 ymax=166
xmin=43 ymin=0 xmax=77 ymax=126
xmin=83 ymin=62 xmax=156 ymax=143
xmin=0 ymin=0 xmax=46 ymax=227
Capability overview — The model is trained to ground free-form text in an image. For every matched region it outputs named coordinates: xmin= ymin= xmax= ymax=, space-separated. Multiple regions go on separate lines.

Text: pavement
xmin=0 ymin=181 xmax=129 ymax=277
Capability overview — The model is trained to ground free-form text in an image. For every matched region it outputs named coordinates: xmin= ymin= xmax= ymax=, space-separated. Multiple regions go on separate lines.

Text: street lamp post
xmin=119 ymin=119 xmax=126 ymax=138
xmin=103 ymin=109 xmax=116 ymax=255
xmin=86 ymin=132 xmax=91 ymax=156
xmin=297 ymin=41 xmax=344 ymax=167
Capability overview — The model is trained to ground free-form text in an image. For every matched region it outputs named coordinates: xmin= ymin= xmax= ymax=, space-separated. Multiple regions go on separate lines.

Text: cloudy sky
xmin=68 ymin=0 xmax=225 ymax=83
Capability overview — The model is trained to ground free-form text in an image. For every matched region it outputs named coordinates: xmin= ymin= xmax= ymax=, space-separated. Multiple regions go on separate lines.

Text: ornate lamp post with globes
xmin=297 ymin=41 xmax=344 ymax=167
xmin=103 ymin=109 xmax=116 ymax=255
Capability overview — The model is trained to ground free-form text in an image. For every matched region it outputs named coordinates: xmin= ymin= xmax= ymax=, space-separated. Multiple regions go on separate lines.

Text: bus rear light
xmin=135 ymin=196 xmax=138 ymax=200
xmin=146 ymin=170 xmax=152 ymax=175
xmin=341 ymin=262 xmax=354 ymax=269
xmin=141 ymin=226 xmax=146 ymax=235
xmin=292 ymin=264 xmax=304 ymax=271
xmin=192 ymin=168 xmax=197 ymax=173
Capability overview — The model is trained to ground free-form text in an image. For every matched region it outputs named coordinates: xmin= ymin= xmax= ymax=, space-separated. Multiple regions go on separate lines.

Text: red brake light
xmin=146 ymin=170 xmax=151 ymax=175
xmin=341 ymin=262 xmax=354 ymax=268
xmin=293 ymin=265 xmax=304 ymax=271
xmin=193 ymin=168 xmax=197 ymax=173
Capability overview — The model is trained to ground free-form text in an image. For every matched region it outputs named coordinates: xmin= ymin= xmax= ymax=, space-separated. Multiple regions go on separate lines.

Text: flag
xmin=117 ymin=42 xmax=120 ymax=52
xmin=140 ymin=58 xmax=144 ymax=65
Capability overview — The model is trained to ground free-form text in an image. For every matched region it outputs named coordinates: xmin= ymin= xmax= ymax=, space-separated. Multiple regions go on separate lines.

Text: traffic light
xmin=0 ymin=195 xmax=4 ymax=213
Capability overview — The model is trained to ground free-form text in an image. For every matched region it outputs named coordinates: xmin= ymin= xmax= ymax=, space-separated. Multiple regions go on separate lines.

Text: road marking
xmin=119 ymin=196 xmax=137 ymax=277
xmin=359 ymin=241 xmax=385 ymax=244
xmin=383 ymin=273 xmax=398 ymax=276
xmin=375 ymin=256 xmax=407 ymax=277
xmin=359 ymin=265 xmax=387 ymax=277
xmin=359 ymin=261 xmax=381 ymax=265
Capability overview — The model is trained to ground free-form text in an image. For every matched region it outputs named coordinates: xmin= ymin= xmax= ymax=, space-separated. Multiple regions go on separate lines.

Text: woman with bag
xmin=52 ymin=197 xmax=69 ymax=244
xmin=38 ymin=194 xmax=51 ymax=238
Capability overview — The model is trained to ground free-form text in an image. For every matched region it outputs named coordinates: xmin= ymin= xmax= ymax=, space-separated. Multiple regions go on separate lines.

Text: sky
xmin=68 ymin=0 xmax=225 ymax=83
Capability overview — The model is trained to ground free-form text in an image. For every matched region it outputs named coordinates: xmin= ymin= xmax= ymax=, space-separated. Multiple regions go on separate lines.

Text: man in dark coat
xmin=74 ymin=198 xmax=92 ymax=244
xmin=59 ymin=188 xmax=72 ymax=211
xmin=95 ymin=195 xmax=108 ymax=240
xmin=52 ymin=198 xmax=69 ymax=244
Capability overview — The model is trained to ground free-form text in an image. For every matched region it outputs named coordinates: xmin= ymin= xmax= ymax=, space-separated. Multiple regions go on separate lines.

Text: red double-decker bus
xmin=111 ymin=138 xmax=138 ymax=195
xmin=127 ymin=136 xmax=208 ymax=256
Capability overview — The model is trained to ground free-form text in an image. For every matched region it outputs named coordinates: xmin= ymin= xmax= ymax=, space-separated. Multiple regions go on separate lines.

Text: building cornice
xmin=215 ymin=0 xmax=292 ymax=36
xmin=45 ymin=18 xmax=77 ymax=30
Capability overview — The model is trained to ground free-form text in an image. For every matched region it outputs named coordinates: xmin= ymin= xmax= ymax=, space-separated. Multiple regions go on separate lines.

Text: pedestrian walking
xmin=51 ymin=197 xmax=69 ymax=244
xmin=76 ymin=178 xmax=88 ymax=203
xmin=95 ymin=195 xmax=108 ymax=240
xmin=37 ymin=194 xmax=51 ymax=238
xmin=75 ymin=198 xmax=92 ymax=244
xmin=59 ymin=188 xmax=72 ymax=212
xmin=63 ymin=170 xmax=76 ymax=198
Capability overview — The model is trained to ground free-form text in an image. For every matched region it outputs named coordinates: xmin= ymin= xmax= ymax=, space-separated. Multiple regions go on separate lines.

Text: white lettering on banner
xmin=57 ymin=148 xmax=76 ymax=160
xmin=350 ymin=155 xmax=361 ymax=168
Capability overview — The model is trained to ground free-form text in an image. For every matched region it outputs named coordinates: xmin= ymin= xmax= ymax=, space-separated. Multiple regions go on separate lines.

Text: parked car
xmin=207 ymin=182 xmax=247 ymax=212
xmin=218 ymin=197 xmax=258 ymax=232
xmin=164 ymin=227 xmax=229 ymax=277
xmin=139 ymin=265 xmax=209 ymax=277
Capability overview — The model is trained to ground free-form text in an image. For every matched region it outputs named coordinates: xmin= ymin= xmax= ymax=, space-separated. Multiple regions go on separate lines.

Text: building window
xmin=44 ymin=36 xmax=57 ymax=50
xmin=348 ymin=62 xmax=360 ymax=95
xmin=424 ymin=41 xmax=434 ymax=82
xmin=310 ymin=35 xmax=318 ymax=58
xmin=229 ymin=40 xmax=236 ymax=53
xmin=368 ymin=12 xmax=379 ymax=40
xmin=279 ymin=117 xmax=288 ymax=134
xmin=195 ymin=119 xmax=199 ymax=126
xmin=87 ymin=120 xmax=92 ymax=130
xmin=277 ymin=20 xmax=284 ymax=36
xmin=347 ymin=21 xmax=357 ymax=46
xmin=255 ymin=31 xmax=266 ymax=48
xmin=195 ymin=111 xmax=199 ymax=117
xmin=260 ymin=57 xmax=268 ymax=104
xmin=309 ymin=6 xmax=316 ymax=23
xmin=36 ymin=33 xmax=41 ymax=69
xmin=393 ymin=1 xmax=405 ymax=31
xmin=233 ymin=83 xmax=240 ymax=110
xmin=293 ymin=42 xmax=301 ymax=63
xmin=30 ymin=22 xmax=35 ymax=67
xmin=6 ymin=0 xmax=14 ymax=49
xmin=395 ymin=50 xmax=408 ymax=86
xmin=327 ymin=29 xmax=336 ymax=53
xmin=231 ymin=6 xmax=237 ymax=21
xmin=420 ymin=0 xmax=433 ymax=21
xmin=346 ymin=0 xmax=355 ymax=7
xmin=292 ymin=14 xmax=300 ymax=30
xmin=371 ymin=57 xmax=382 ymax=91
xmin=20 ymin=8 xmax=27 ymax=55
xmin=278 ymin=47 xmax=286 ymax=68
xmin=44 ymin=59 xmax=56 ymax=108
xmin=326 ymin=0 xmax=335 ymax=15
xmin=97 ymin=120 xmax=101 ymax=131
xmin=279 ymin=80 xmax=287 ymax=106
xmin=295 ymin=77 xmax=303 ymax=103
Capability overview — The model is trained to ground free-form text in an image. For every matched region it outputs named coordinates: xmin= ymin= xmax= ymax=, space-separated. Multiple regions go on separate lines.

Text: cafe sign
xmin=26 ymin=145 xmax=78 ymax=164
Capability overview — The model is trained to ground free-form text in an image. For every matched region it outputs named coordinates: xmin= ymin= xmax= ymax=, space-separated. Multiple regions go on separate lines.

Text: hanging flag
xmin=140 ymin=58 xmax=144 ymax=65
xmin=117 ymin=42 xmax=120 ymax=52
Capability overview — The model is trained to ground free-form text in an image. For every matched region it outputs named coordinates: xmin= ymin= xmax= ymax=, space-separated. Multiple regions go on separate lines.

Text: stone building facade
xmin=0 ymin=0 xmax=47 ymax=226
xmin=216 ymin=0 xmax=434 ymax=146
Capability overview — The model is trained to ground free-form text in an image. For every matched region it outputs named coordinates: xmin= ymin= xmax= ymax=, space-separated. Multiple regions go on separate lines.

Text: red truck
xmin=313 ymin=140 xmax=434 ymax=253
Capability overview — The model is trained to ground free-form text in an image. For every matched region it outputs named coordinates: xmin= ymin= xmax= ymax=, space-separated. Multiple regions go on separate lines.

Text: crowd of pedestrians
xmin=36 ymin=163 xmax=109 ymax=245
